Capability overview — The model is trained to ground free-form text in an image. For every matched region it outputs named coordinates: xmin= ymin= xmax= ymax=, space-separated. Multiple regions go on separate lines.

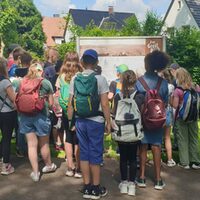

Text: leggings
xmin=0 ymin=111 xmax=17 ymax=163
xmin=118 ymin=142 xmax=138 ymax=182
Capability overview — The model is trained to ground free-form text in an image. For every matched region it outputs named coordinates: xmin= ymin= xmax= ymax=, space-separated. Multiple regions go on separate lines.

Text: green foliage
xmin=120 ymin=15 xmax=142 ymax=36
xmin=142 ymin=10 xmax=164 ymax=36
xmin=56 ymin=42 xmax=76 ymax=60
xmin=0 ymin=0 xmax=45 ymax=57
xmin=167 ymin=27 xmax=200 ymax=84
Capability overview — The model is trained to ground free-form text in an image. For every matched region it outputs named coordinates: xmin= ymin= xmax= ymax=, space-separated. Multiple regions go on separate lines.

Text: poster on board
xmin=77 ymin=36 xmax=166 ymax=83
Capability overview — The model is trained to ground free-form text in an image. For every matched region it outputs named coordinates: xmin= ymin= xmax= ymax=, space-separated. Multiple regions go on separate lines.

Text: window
xmin=178 ymin=0 xmax=182 ymax=10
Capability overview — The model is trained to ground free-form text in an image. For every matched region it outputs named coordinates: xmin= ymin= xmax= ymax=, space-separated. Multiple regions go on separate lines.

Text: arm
xmin=48 ymin=94 xmax=54 ymax=108
xmin=6 ymin=85 xmax=16 ymax=103
xmin=67 ymin=94 xmax=74 ymax=120
xmin=171 ymin=96 xmax=179 ymax=109
xmin=100 ymin=93 xmax=111 ymax=133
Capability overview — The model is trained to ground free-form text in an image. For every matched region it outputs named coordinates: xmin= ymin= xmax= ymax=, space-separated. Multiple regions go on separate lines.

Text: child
xmin=171 ymin=67 xmax=200 ymax=169
xmin=112 ymin=70 xmax=144 ymax=196
xmin=68 ymin=49 xmax=111 ymax=199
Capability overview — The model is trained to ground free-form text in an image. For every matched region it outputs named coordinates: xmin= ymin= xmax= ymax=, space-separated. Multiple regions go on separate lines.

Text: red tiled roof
xmin=42 ymin=17 xmax=66 ymax=47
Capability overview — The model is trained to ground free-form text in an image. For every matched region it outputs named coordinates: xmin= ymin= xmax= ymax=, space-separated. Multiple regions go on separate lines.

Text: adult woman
xmin=0 ymin=57 xmax=17 ymax=175
xmin=171 ymin=67 xmax=200 ymax=169
xmin=56 ymin=52 xmax=82 ymax=177
xmin=17 ymin=63 xmax=57 ymax=181
xmin=135 ymin=50 xmax=170 ymax=190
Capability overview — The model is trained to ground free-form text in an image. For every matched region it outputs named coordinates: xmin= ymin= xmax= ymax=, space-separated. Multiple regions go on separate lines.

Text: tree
xmin=0 ymin=0 xmax=45 ymax=57
xmin=167 ymin=27 xmax=200 ymax=84
xmin=142 ymin=11 xmax=164 ymax=36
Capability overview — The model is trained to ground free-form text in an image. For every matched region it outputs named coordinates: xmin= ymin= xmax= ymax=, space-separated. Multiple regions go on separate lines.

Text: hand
xmin=105 ymin=122 xmax=111 ymax=135
xmin=71 ymin=126 xmax=76 ymax=131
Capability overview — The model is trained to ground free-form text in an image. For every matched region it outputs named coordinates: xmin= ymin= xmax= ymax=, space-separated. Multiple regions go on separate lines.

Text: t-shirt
xmin=109 ymin=79 xmax=121 ymax=95
xmin=69 ymin=69 xmax=109 ymax=123
xmin=16 ymin=78 xmax=53 ymax=116
xmin=0 ymin=79 xmax=15 ymax=112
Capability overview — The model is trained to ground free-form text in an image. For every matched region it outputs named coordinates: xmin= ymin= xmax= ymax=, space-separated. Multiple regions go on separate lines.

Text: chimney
xmin=108 ymin=6 xmax=114 ymax=15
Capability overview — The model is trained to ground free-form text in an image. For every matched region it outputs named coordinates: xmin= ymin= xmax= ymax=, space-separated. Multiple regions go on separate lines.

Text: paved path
xmin=0 ymin=156 xmax=199 ymax=200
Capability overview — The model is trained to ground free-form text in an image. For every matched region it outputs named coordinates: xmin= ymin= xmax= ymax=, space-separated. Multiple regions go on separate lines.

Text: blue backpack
xmin=178 ymin=88 xmax=199 ymax=122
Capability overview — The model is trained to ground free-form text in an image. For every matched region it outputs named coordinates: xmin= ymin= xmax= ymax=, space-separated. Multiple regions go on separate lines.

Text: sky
xmin=33 ymin=0 xmax=171 ymax=21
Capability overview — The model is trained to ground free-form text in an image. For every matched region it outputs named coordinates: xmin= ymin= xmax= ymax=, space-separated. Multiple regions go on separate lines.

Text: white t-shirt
xmin=69 ymin=69 xmax=109 ymax=123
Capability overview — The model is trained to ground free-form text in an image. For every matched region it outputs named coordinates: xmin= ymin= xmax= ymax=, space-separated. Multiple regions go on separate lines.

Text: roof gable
xmin=185 ymin=0 xmax=200 ymax=27
xmin=69 ymin=9 xmax=135 ymax=29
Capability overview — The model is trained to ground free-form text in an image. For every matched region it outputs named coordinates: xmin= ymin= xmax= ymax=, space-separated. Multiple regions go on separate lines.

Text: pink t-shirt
xmin=172 ymin=87 xmax=184 ymax=105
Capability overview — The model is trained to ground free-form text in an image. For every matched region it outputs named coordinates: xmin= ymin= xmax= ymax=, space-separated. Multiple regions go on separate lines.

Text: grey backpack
xmin=112 ymin=91 xmax=144 ymax=142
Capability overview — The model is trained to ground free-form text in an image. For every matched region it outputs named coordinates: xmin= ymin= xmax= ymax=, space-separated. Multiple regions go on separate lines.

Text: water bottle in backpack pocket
xmin=178 ymin=88 xmax=199 ymax=122
xmin=112 ymin=91 xmax=144 ymax=142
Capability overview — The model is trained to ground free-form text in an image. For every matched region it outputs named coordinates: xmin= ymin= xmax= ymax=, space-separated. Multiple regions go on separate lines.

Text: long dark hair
xmin=121 ymin=70 xmax=137 ymax=97
xmin=0 ymin=57 xmax=8 ymax=78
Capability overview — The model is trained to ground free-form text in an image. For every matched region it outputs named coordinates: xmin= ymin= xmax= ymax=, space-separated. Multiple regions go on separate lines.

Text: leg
xmin=74 ymin=144 xmax=80 ymax=170
xmin=38 ymin=135 xmax=51 ymax=166
xmin=81 ymin=161 xmax=91 ymax=184
xmin=90 ymin=164 xmax=100 ymax=185
xmin=176 ymin=119 xmax=189 ymax=165
xmin=188 ymin=121 xmax=200 ymax=163
xmin=164 ymin=126 xmax=172 ymax=161
xmin=65 ymin=142 xmax=75 ymax=169
xmin=26 ymin=133 xmax=39 ymax=173
xmin=151 ymin=145 xmax=162 ymax=181
xmin=118 ymin=143 xmax=128 ymax=181
xmin=139 ymin=144 xmax=148 ymax=179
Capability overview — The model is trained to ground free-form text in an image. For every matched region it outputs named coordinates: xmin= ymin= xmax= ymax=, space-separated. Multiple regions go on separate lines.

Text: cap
xmin=170 ymin=63 xmax=180 ymax=70
xmin=82 ymin=49 xmax=98 ymax=60
xmin=116 ymin=64 xmax=129 ymax=74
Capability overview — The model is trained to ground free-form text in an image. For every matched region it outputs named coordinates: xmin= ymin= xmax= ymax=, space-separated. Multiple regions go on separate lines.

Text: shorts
xmin=65 ymin=130 xmax=79 ymax=145
xmin=166 ymin=106 xmax=173 ymax=127
xmin=76 ymin=118 xmax=105 ymax=165
xmin=19 ymin=113 xmax=51 ymax=136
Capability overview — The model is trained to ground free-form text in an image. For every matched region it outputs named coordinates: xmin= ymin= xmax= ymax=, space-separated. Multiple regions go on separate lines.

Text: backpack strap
xmin=156 ymin=77 xmax=163 ymax=91
xmin=139 ymin=77 xmax=150 ymax=91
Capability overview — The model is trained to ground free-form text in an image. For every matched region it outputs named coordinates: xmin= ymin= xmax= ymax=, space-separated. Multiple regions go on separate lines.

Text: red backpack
xmin=15 ymin=77 xmax=45 ymax=115
xmin=139 ymin=77 xmax=166 ymax=130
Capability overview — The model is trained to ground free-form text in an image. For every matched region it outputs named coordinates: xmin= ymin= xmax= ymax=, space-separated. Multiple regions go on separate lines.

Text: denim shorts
xmin=166 ymin=106 xmax=173 ymax=127
xmin=75 ymin=119 xmax=105 ymax=165
xmin=19 ymin=113 xmax=51 ymax=136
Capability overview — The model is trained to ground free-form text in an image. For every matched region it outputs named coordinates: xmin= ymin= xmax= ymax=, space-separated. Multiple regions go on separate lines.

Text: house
xmin=163 ymin=0 xmax=200 ymax=31
xmin=65 ymin=7 xmax=136 ymax=42
xmin=42 ymin=16 xmax=66 ymax=47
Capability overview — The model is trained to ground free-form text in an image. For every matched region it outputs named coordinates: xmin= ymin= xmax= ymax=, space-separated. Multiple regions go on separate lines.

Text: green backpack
xmin=58 ymin=77 xmax=70 ymax=115
xmin=73 ymin=73 xmax=101 ymax=118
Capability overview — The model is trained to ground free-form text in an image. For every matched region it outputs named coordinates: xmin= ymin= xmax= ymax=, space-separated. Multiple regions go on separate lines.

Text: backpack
xmin=53 ymin=91 xmax=62 ymax=118
xmin=15 ymin=77 xmax=45 ymax=115
xmin=73 ymin=73 xmax=101 ymax=118
xmin=139 ymin=77 xmax=166 ymax=130
xmin=178 ymin=88 xmax=199 ymax=122
xmin=58 ymin=77 xmax=70 ymax=116
xmin=112 ymin=91 xmax=144 ymax=142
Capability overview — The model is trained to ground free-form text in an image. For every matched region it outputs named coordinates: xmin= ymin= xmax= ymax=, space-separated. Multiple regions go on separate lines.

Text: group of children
xmin=0 ymin=45 xmax=200 ymax=199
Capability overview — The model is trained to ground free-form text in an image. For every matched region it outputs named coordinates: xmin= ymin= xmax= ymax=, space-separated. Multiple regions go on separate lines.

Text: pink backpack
xmin=139 ymin=77 xmax=166 ymax=130
xmin=15 ymin=77 xmax=45 ymax=115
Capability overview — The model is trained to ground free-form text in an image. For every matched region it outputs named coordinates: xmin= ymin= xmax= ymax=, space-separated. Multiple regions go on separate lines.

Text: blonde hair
xmin=26 ymin=63 xmax=43 ymax=79
xmin=0 ymin=57 xmax=8 ymax=78
xmin=176 ymin=67 xmax=192 ymax=89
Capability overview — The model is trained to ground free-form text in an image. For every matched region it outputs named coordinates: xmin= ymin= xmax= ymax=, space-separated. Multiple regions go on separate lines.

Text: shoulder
xmin=0 ymin=78 xmax=12 ymax=88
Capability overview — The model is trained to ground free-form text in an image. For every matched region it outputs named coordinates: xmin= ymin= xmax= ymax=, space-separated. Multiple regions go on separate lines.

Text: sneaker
xmin=1 ymin=163 xmax=15 ymax=175
xmin=16 ymin=149 xmax=25 ymax=158
xmin=30 ymin=172 xmax=40 ymax=182
xmin=91 ymin=185 xmax=108 ymax=200
xmin=154 ymin=180 xmax=166 ymax=190
xmin=178 ymin=163 xmax=190 ymax=169
xmin=42 ymin=163 xmax=57 ymax=173
xmin=136 ymin=178 xmax=146 ymax=188
xmin=66 ymin=168 xmax=75 ymax=177
xmin=82 ymin=184 xmax=92 ymax=199
xmin=118 ymin=181 xmax=128 ymax=194
xmin=74 ymin=169 xmax=82 ymax=178
xmin=128 ymin=182 xmax=136 ymax=196
xmin=191 ymin=163 xmax=200 ymax=169
xmin=167 ymin=159 xmax=176 ymax=167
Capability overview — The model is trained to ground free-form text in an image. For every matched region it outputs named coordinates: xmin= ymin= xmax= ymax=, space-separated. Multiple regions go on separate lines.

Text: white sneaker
xmin=42 ymin=163 xmax=57 ymax=173
xmin=128 ymin=182 xmax=136 ymax=196
xmin=191 ymin=164 xmax=200 ymax=169
xmin=30 ymin=172 xmax=40 ymax=182
xmin=65 ymin=169 xmax=74 ymax=177
xmin=178 ymin=163 xmax=190 ymax=169
xmin=119 ymin=181 xmax=128 ymax=194
xmin=167 ymin=159 xmax=176 ymax=167
xmin=1 ymin=163 xmax=15 ymax=175
xmin=74 ymin=169 xmax=82 ymax=178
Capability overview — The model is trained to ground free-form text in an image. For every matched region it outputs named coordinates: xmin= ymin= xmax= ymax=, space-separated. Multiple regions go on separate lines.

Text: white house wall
xmin=164 ymin=0 xmax=199 ymax=30
xmin=64 ymin=19 xmax=74 ymax=43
